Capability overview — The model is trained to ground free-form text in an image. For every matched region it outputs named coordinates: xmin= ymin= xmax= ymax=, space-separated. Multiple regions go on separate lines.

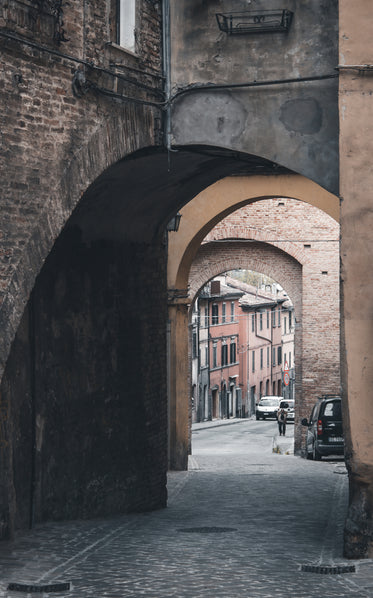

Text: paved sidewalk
xmin=0 ymin=419 xmax=373 ymax=597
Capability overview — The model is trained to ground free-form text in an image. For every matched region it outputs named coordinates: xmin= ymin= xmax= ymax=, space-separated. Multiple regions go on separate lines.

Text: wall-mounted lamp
xmin=167 ymin=212 xmax=182 ymax=232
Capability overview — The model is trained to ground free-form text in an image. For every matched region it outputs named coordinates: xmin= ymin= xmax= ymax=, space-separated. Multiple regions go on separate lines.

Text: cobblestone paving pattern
xmin=0 ymin=419 xmax=373 ymax=597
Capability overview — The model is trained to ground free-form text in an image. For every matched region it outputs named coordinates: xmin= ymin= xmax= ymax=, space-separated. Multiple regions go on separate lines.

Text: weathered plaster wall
xmin=170 ymin=0 xmax=339 ymax=194
xmin=339 ymin=0 xmax=373 ymax=559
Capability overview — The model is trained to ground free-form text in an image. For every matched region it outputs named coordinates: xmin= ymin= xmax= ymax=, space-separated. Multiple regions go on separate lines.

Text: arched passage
xmin=1 ymin=140 xmax=295 ymax=538
xmin=190 ymin=242 xmax=302 ymax=320
xmin=167 ymin=174 xmax=339 ymax=295
xmin=168 ymin=190 xmax=340 ymax=469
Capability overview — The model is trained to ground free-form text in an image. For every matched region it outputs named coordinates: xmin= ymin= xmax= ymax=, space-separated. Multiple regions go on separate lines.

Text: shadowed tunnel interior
xmin=0 ymin=146 xmax=291 ymax=538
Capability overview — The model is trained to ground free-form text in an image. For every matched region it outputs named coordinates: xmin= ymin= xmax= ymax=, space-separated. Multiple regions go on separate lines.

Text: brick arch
xmin=202 ymin=226 xmax=310 ymax=266
xmin=189 ymin=241 xmax=302 ymax=321
xmin=0 ymin=136 xmax=255 ymax=380
xmin=182 ymin=203 xmax=339 ymax=459
xmin=168 ymin=175 xmax=339 ymax=292
xmin=0 ymin=110 xmax=154 ymax=379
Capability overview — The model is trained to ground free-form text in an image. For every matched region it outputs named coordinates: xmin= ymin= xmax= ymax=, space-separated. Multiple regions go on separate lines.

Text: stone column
xmin=168 ymin=294 xmax=190 ymax=470
xmin=339 ymin=0 xmax=373 ymax=559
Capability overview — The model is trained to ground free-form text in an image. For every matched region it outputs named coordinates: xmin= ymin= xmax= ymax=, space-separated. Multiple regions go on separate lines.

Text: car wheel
xmin=256 ymin=414 xmax=259 ymax=420
xmin=306 ymin=448 xmax=313 ymax=460
xmin=313 ymin=444 xmax=322 ymax=461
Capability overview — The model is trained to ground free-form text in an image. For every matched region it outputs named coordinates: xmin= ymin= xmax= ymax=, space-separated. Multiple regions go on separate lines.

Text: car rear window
xmin=280 ymin=400 xmax=294 ymax=408
xmin=323 ymin=400 xmax=342 ymax=419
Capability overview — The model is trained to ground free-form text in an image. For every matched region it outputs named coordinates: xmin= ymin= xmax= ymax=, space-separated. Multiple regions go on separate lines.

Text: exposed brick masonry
xmin=189 ymin=198 xmax=340 ymax=451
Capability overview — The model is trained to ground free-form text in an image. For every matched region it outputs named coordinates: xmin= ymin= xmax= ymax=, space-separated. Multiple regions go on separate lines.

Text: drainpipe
xmin=29 ymin=290 xmax=36 ymax=529
xmin=270 ymin=308 xmax=274 ymax=392
xmin=207 ymin=299 xmax=211 ymax=421
xmin=162 ymin=0 xmax=172 ymax=152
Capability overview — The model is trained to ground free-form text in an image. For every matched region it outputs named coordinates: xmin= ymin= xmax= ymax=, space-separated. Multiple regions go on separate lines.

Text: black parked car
xmin=301 ymin=396 xmax=344 ymax=460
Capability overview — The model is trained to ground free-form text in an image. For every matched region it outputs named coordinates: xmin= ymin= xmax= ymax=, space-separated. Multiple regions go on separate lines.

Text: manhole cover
xmin=300 ymin=564 xmax=355 ymax=574
xmin=8 ymin=582 xmax=70 ymax=593
xmin=178 ymin=527 xmax=237 ymax=534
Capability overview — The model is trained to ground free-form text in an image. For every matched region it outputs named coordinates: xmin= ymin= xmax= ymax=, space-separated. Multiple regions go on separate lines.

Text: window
xmin=230 ymin=342 xmax=236 ymax=364
xmin=272 ymin=347 xmax=276 ymax=366
xmin=289 ymin=352 xmax=292 ymax=368
xmin=117 ymin=0 xmax=136 ymax=51
xmin=272 ymin=310 xmax=276 ymax=327
xmin=277 ymin=346 xmax=282 ymax=365
xmin=192 ymin=332 xmax=197 ymax=358
xmin=259 ymin=312 xmax=263 ymax=330
xmin=289 ymin=311 xmax=292 ymax=329
xmin=213 ymin=343 xmax=217 ymax=368
xmin=231 ymin=302 xmax=235 ymax=322
xmin=252 ymin=350 xmax=255 ymax=372
xmin=278 ymin=308 xmax=281 ymax=326
xmin=212 ymin=304 xmax=219 ymax=325
xmin=260 ymin=348 xmax=263 ymax=369
xmin=205 ymin=346 xmax=209 ymax=366
xmin=267 ymin=310 xmax=270 ymax=328
xmin=267 ymin=346 xmax=270 ymax=367
xmin=221 ymin=343 xmax=228 ymax=366
xmin=252 ymin=314 xmax=255 ymax=332
xmin=204 ymin=307 xmax=208 ymax=328
xmin=222 ymin=303 xmax=226 ymax=323
xmin=284 ymin=317 xmax=287 ymax=334
xmin=284 ymin=353 xmax=287 ymax=368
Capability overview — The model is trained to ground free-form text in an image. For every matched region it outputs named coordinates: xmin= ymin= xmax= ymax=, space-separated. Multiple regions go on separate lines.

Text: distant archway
xmin=168 ymin=187 xmax=339 ymax=470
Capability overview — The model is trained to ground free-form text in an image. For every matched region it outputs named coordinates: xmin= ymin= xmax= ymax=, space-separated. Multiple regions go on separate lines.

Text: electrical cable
xmin=170 ymin=72 xmax=339 ymax=102
xmin=204 ymin=238 xmax=339 ymax=243
xmin=0 ymin=30 xmax=165 ymax=96
xmin=88 ymin=81 xmax=167 ymax=108
xmin=1 ymin=30 xmax=338 ymax=108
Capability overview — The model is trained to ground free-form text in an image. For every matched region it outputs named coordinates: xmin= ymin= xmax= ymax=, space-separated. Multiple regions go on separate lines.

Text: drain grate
xmin=7 ymin=582 xmax=70 ymax=593
xmin=301 ymin=564 xmax=355 ymax=574
xmin=178 ymin=526 xmax=237 ymax=534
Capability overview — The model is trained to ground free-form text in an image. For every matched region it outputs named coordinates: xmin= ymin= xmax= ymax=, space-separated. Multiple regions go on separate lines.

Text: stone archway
xmin=168 ymin=184 xmax=340 ymax=470
xmin=0 ymin=145 xmax=266 ymax=538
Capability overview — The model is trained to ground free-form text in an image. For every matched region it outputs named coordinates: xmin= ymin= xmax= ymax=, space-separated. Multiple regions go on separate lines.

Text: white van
xmin=255 ymin=396 xmax=283 ymax=420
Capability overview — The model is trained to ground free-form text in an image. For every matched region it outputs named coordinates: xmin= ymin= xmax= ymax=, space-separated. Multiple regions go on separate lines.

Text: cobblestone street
xmin=1 ymin=419 xmax=373 ymax=597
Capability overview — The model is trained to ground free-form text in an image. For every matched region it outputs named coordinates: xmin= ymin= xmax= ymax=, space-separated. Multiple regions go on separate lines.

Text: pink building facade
xmin=206 ymin=280 xmax=242 ymax=419
xmin=192 ymin=276 xmax=294 ymax=421
xmin=238 ymin=295 xmax=287 ymax=415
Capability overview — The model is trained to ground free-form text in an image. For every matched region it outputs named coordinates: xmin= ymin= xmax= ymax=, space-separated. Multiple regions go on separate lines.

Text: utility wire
xmin=0 ymin=30 xmax=165 ymax=98
xmin=205 ymin=238 xmax=339 ymax=243
xmin=1 ymin=30 xmax=338 ymax=109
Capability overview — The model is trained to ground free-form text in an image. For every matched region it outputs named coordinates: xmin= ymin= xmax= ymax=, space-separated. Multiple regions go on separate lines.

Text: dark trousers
xmin=278 ymin=421 xmax=286 ymax=435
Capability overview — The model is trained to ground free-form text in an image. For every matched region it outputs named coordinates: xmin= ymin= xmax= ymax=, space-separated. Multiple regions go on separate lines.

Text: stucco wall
xmin=170 ymin=0 xmax=339 ymax=194
xmin=339 ymin=0 xmax=373 ymax=559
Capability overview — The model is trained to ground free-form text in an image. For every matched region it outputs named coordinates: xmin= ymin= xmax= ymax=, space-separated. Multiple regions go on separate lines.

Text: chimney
xmin=211 ymin=280 xmax=221 ymax=295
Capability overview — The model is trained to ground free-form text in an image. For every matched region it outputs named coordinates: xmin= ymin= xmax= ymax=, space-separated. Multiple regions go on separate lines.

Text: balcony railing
xmin=216 ymin=9 xmax=293 ymax=35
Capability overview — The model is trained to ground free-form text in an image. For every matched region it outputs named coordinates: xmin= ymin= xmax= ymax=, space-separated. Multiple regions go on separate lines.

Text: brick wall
xmin=0 ymin=0 xmax=168 ymax=538
xmin=0 ymin=0 xmax=163 ymax=376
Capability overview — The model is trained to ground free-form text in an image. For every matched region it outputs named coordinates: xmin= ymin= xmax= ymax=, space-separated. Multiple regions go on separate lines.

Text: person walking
xmin=277 ymin=406 xmax=288 ymax=436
